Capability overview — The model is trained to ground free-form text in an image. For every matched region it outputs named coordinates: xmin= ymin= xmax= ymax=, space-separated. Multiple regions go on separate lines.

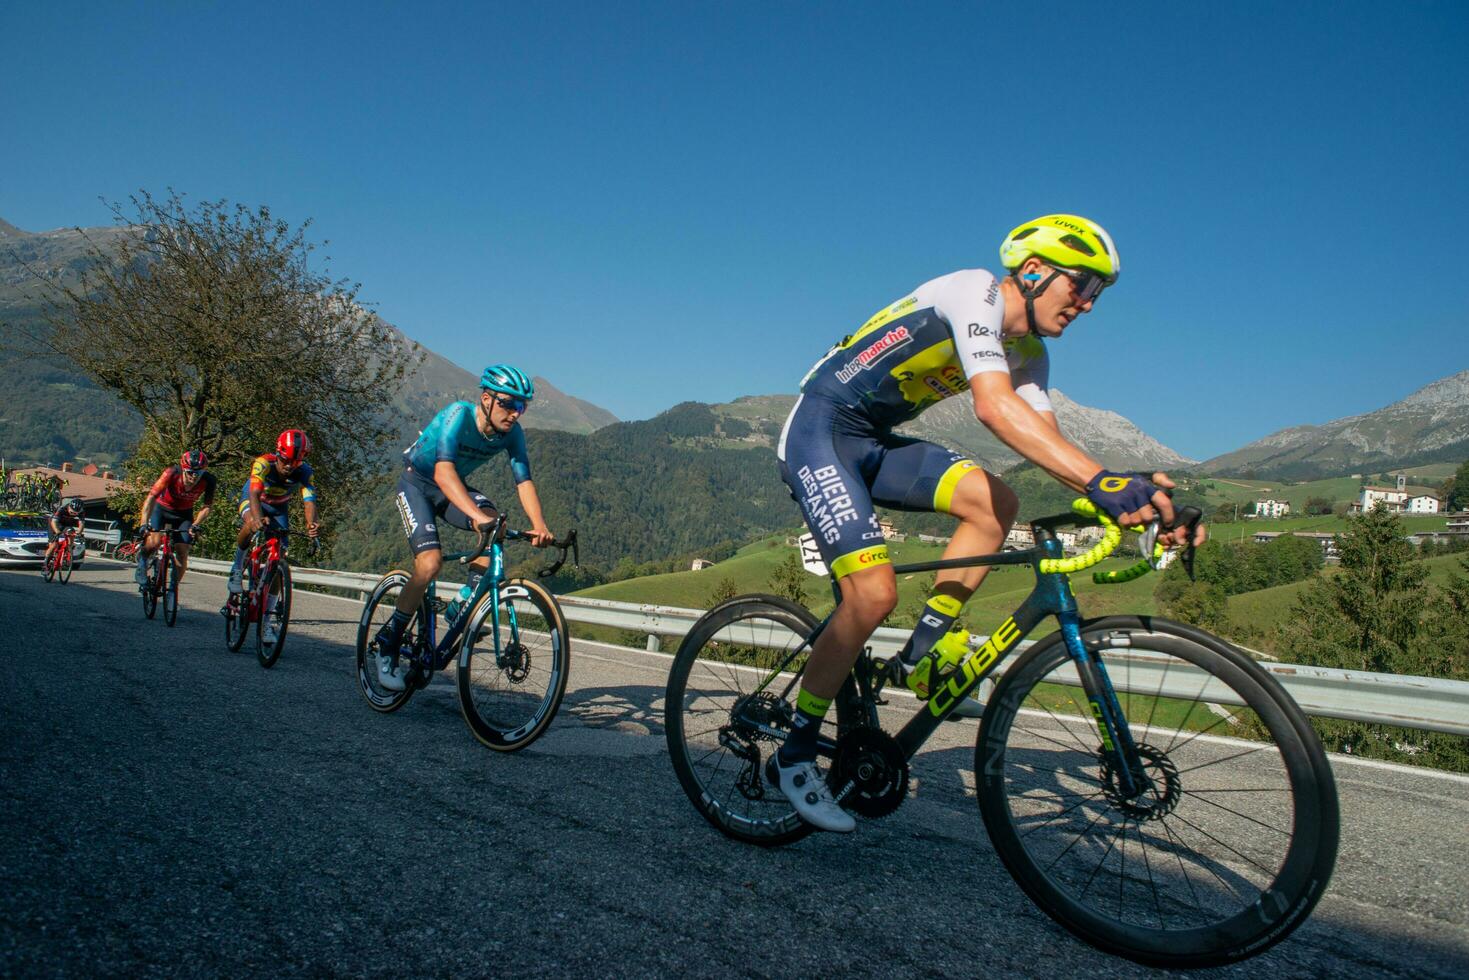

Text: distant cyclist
xmin=135 ymin=450 xmax=216 ymax=587
xmin=226 ymin=429 xmax=320 ymax=596
xmin=44 ymin=498 xmax=86 ymax=570
xmin=770 ymin=214 xmax=1206 ymax=831
xmin=371 ymin=364 xmax=555 ymax=692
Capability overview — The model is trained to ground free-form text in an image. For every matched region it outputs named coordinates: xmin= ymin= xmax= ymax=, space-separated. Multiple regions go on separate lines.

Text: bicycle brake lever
xmin=1139 ymin=521 xmax=1162 ymax=570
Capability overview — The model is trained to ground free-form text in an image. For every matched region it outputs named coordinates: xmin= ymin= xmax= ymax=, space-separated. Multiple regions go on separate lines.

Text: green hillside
xmin=574 ymin=534 xmax=1160 ymax=639
xmin=1227 ymin=551 xmax=1469 ymax=642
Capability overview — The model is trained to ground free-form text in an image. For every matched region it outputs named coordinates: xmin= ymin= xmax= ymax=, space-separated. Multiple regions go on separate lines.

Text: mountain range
xmin=1200 ymin=370 xmax=1469 ymax=480
xmin=3 ymin=213 xmax=1465 ymax=488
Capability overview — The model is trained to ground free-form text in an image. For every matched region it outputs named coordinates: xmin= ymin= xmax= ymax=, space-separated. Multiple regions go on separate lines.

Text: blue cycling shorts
xmin=394 ymin=469 xmax=496 ymax=555
xmin=777 ymin=394 xmax=981 ymax=580
xmin=236 ymin=496 xmax=289 ymax=530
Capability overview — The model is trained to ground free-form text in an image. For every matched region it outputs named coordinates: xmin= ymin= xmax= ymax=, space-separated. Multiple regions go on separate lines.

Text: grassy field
xmin=1227 ymin=550 xmax=1468 ymax=639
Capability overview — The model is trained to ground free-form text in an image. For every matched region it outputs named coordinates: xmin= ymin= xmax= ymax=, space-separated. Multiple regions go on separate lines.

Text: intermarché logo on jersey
xmin=797 ymin=464 xmax=858 ymax=545
xmin=835 ymin=325 xmax=913 ymax=383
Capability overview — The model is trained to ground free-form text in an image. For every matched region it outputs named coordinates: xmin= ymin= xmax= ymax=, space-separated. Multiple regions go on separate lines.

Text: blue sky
xmin=3 ymin=1 xmax=1466 ymax=459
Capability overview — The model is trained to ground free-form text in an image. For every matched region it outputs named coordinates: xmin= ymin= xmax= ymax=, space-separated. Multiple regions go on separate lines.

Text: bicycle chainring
xmin=1098 ymin=742 xmax=1181 ymax=821
xmin=830 ymin=727 xmax=909 ymax=818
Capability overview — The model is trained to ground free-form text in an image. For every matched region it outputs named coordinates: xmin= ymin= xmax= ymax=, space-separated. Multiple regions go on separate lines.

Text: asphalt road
xmin=3 ymin=562 xmax=1467 ymax=978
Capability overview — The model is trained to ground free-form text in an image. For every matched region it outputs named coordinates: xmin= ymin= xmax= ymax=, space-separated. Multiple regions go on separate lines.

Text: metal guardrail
xmin=83 ymin=518 xmax=122 ymax=549
xmin=170 ymin=557 xmax=1469 ymax=736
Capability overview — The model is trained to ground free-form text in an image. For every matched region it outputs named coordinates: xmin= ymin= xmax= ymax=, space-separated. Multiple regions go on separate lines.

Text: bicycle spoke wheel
xmin=224 ymin=592 xmax=249 ymax=651
xmin=256 ymin=563 xmax=292 ymax=668
xmin=665 ymin=594 xmax=840 ymax=847
xmin=456 ymin=578 xmax=570 ymax=751
xmin=43 ymin=553 xmax=56 ymax=583
xmin=976 ymin=616 xmax=1338 ymax=968
xmin=142 ymin=560 xmax=159 ymax=619
xmin=59 ymin=546 xmax=74 ymax=584
xmin=162 ymin=558 xmax=178 ymax=627
xmin=356 ymin=571 xmax=424 ymax=712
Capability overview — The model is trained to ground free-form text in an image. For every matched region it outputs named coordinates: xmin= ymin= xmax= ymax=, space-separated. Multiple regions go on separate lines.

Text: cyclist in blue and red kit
xmin=371 ymin=364 xmax=556 ymax=692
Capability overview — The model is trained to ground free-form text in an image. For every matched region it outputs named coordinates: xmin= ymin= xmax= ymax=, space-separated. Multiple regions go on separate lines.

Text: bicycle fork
xmin=1059 ymin=613 xmax=1149 ymax=799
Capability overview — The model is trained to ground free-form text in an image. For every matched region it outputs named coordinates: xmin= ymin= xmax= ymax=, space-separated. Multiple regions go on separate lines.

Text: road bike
xmin=664 ymin=500 xmax=1339 ymax=968
xmin=356 ymin=517 xmax=577 ymax=752
xmin=43 ymin=528 xmax=80 ymax=584
xmin=223 ymin=526 xmax=318 ymax=668
xmin=140 ymin=527 xmax=191 ymax=627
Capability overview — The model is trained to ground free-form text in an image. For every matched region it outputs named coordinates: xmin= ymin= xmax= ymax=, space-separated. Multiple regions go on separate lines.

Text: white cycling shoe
xmin=261 ymin=623 xmax=279 ymax=645
xmin=764 ymin=754 xmax=855 ymax=833
xmin=375 ymin=650 xmax=406 ymax=692
xmin=227 ymin=570 xmax=245 ymax=594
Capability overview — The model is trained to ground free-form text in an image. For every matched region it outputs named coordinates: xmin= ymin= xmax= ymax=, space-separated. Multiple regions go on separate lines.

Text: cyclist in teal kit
xmin=372 ymin=364 xmax=555 ymax=691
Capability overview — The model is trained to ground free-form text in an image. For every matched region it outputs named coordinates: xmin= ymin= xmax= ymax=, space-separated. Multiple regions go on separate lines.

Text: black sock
xmin=777 ymin=689 xmax=832 ymax=765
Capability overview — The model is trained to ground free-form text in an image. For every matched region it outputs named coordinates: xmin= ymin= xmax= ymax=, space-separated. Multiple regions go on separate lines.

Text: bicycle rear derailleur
xmin=830 ymin=727 xmax=909 ymax=818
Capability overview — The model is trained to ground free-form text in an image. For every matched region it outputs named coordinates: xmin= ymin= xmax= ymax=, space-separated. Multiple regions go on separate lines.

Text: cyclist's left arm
xmin=508 ymin=426 xmax=552 ymax=545
xmin=297 ymin=466 xmax=320 ymax=535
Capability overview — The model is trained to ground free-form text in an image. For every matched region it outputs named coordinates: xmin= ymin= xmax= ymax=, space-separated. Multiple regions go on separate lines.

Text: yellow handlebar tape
xmin=1035 ymin=499 xmax=1166 ymax=583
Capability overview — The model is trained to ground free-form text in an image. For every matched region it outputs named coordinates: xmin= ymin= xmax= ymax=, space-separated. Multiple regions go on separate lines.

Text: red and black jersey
xmin=50 ymin=507 xmax=84 ymax=530
xmin=150 ymin=466 xmax=217 ymax=513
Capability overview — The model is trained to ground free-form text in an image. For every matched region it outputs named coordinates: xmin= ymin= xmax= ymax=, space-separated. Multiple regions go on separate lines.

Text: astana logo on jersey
xmin=835 ymin=325 xmax=913 ymax=384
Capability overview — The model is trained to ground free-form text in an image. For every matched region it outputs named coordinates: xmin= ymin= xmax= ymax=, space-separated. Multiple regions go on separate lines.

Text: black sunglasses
xmin=1046 ymin=264 xmax=1110 ymax=304
xmin=491 ymin=394 xmax=528 ymax=414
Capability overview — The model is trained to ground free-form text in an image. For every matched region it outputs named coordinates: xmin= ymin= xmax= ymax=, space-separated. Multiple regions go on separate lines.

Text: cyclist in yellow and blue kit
xmin=226 ymin=429 xmax=320 ymax=600
xmin=371 ymin=364 xmax=556 ymax=692
xmin=769 ymin=215 xmax=1207 ymax=832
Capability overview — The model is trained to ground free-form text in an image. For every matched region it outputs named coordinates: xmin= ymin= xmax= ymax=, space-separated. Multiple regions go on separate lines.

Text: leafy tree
xmin=1303 ymin=495 xmax=1334 ymax=516
xmin=23 ymin=191 xmax=419 ymax=533
xmin=1447 ymin=459 xmax=1469 ymax=512
xmin=1283 ymin=509 xmax=1426 ymax=673
xmin=767 ymin=550 xmax=808 ymax=605
xmin=1156 ymin=577 xmax=1230 ymax=632
xmin=705 ymin=576 xmax=740 ymax=608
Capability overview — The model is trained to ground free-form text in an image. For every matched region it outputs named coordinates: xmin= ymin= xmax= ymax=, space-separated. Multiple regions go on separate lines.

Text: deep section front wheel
xmin=58 ymin=545 xmax=74 ymax=584
xmin=356 ymin=571 xmax=427 ymax=713
xmin=162 ymin=558 xmax=178 ymax=627
xmin=664 ymin=594 xmax=842 ymax=848
xmin=975 ymin=616 xmax=1339 ymax=969
xmin=456 ymin=578 xmax=570 ymax=751
xmin=142 ymin=559 xmax=159 ymax=619
xmin=256 ymin=563 xmax=292 ymax=668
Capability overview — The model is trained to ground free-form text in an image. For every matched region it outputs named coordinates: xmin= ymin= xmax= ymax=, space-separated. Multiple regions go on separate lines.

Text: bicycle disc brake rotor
xmin=499 ymin=641 xmax=531 ymax=683
xmin=1098 ymin=742 xmax=1181 ymax=821
xmin=831 ymin=727 xmax=909 ymax=818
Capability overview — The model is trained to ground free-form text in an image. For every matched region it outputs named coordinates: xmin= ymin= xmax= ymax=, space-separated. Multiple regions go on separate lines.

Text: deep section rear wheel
xmin=256 ymin=563 xmax=292 ymax=668
xmin=665 ymin=594 xmax=848 ymax=847
xmin=975 ymin=616 xmax=1338 ymax=968
xmin=456 ymin=577 xmax=570 ymax=751
xmin=356 ymin=571 xmax=426 ymax=712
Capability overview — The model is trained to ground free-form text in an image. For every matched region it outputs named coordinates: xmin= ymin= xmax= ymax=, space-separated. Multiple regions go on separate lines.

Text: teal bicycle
xmin=664 ymin=500 xmax=1338 ymax=968
xmin=356 ymin=517 xmax=577 ymax=752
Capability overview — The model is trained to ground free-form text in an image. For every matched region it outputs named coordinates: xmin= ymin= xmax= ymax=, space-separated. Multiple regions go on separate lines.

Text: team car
xmin=0 ymin=511 xmax=86 ymax=568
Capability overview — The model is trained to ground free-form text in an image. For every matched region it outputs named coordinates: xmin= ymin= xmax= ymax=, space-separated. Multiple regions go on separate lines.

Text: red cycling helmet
xmin=275 ymin=429 xmax=311 ymax=466
xmin=180 ymin=449 xmax=208 ymax=472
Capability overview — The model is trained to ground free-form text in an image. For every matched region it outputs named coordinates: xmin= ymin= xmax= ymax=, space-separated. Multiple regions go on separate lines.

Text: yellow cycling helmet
xmin=999 ymin=214 xmax=1120 ymax=283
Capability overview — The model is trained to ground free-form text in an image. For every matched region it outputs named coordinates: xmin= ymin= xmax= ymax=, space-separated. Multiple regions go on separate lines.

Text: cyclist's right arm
xmin=141 ymin=468 xmax=172 ymax=526
xmin=968 ymin=373 xmax=1101 ymax=492
xmin=430 ymin=403 xmax=494 ymax=526
xmin=433 ymin=461 xmax=494 ymax=526
xmin=246 ymin=457 xmax=270 ymax=526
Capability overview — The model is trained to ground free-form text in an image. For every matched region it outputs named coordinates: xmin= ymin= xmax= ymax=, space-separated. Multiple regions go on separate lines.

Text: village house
xmin=1253 ymin=498 xmax=1291 ymax=519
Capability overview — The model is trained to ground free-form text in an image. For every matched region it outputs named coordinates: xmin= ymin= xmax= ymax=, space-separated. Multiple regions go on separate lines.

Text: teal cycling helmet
xmin=479 ymin=364 xmax=534 ymax=401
